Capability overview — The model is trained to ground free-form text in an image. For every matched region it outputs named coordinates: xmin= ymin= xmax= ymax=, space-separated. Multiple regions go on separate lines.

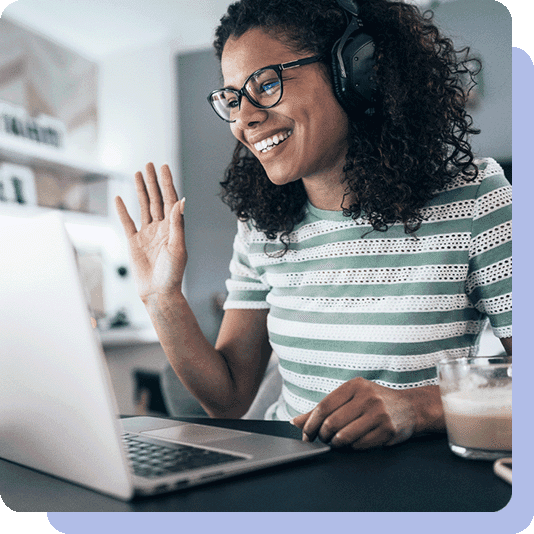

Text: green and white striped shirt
xmin=223 ymin=158 xmax=512 ymax=421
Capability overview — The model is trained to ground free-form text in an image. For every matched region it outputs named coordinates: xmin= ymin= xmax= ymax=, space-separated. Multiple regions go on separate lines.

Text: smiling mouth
xmin=254 ymin=130 xmax=292 ymax=153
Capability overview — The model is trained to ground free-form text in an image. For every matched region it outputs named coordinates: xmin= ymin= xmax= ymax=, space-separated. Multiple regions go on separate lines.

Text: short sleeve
xmin=466 ymin=160 xmax=512 ymax=338
xmin=223 ymin=220 xmax=271 ymax=310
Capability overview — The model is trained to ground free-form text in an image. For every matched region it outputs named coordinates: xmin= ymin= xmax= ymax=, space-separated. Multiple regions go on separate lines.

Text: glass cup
xmin=437 ymin=356 xmax=512 ymax=460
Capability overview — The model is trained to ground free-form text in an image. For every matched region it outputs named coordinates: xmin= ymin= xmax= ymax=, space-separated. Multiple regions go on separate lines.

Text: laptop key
xmin=122 ymin=434 xmax=243 ymax=479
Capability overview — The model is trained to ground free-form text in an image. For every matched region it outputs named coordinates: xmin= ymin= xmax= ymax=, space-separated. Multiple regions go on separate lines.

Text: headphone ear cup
xmin=331 ymin=30 xmax=377 ymax=117
xmin=331 ymin=39 xmax=350 ymax=109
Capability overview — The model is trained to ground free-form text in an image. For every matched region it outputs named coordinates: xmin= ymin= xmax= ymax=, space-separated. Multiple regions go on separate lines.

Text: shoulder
xmin=422 ymin=158 xmax=511 ymax=222
xmin=471 ymin=158 xmax=511 ymax=196
xmin=468 ymin=159 xmax=512 ymax=222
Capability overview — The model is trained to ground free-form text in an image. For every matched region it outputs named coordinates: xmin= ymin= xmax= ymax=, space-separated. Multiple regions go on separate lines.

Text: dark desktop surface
xmin=0 ymin=417 xmax=511 ymax=512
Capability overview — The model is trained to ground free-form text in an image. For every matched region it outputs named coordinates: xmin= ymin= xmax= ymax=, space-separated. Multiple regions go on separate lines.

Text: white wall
xmin=97 ymin=40 xmax=180 ymax=189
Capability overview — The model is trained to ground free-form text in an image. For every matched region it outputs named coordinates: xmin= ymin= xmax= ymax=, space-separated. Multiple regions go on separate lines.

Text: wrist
xmin=405 ymin=385 xmax=445 ymax=435
xmin=142 ymin=287 xmax=185 ymax=306
xmin=142 ymin=289 xmax=188 ymax=322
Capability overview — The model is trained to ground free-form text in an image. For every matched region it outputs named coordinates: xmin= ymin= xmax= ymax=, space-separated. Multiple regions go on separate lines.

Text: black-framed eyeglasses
xmin=207 ymin=55 xmax=323 ymax=122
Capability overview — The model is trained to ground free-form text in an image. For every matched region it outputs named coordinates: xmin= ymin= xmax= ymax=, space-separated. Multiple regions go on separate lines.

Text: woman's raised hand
xmin=115 ymin=163 xmax=186 ymax=303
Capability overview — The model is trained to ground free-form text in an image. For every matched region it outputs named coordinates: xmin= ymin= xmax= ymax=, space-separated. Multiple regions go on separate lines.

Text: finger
xmin=314 ymin=400 xmax=365 ymax=444
xmin=328 ymin=411 xmax=377 ymax=448
xmin=302 ymin=386 xmax=354 ymax=442
xmin=168 ymin=198 xmax=186 ymax=253
xmin=145 ymin=162 xmax=164 ymax=221
xmin=290 ymin=412 xmax=310 ymax=430
xmin=349 ymin=423 xmax=392 ymax=450
xmin=134 ymin=171 xmax=152 ymax=226
xmin=160 ymin=164 xmax=179 ymax=218
xmin=115 ymin=196 xmax=137 ymax=238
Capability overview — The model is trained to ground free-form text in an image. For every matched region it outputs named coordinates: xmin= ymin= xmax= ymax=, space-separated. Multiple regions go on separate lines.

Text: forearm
xmin=144 ymin=292 xmax=245 ymax=418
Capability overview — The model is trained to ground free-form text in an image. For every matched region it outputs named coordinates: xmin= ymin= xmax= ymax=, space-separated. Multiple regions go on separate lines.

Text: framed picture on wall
xmin=0 ymin=163 xmax=37 ymax=205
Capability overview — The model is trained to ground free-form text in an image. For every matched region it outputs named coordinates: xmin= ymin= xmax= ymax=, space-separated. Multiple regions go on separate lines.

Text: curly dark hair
xmin=214 ymin=0 xmax=481 ymax=251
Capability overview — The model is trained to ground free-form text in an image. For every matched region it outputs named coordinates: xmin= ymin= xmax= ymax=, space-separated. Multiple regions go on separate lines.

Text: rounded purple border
xmin=0 ymin=0 xmax=531 ymax=532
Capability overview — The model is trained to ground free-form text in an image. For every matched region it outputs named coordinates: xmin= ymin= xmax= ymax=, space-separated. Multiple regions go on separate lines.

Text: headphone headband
xmin=336 ymin=0 xmax=361 ymax=18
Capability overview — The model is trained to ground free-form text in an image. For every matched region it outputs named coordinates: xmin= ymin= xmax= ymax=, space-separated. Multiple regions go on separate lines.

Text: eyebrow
xmin=220 ymin=61 xmax=285 ymax=92
xmin=220 ymin=56 xmax=323 ymax=92
xmin=221 ymin=66 xmax=266 ymax=92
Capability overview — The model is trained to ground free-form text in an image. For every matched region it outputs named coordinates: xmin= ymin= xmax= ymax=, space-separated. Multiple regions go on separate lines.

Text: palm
xmin=129 ymin=218 xmax=186 ymax=298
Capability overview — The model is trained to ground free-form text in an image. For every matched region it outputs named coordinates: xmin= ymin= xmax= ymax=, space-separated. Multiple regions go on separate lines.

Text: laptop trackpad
xmin=143 ymin=424 xmax=251 ymax=444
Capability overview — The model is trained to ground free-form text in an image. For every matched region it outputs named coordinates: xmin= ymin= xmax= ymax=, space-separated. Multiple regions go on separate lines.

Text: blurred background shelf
xmin=0 ymin=134 xmax=109 ymax=181
xmin=98 ymin=326 xmax=159 ymax=348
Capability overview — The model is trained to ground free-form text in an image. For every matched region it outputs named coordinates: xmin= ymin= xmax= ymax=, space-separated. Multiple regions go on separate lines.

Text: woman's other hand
xmin=291 ymin=378 xmax=444 ymax=450
xmin=115 ymin=163 xmax=186 ymax=303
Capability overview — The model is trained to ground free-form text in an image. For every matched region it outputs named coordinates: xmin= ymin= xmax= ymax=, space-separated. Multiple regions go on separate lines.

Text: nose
xmin=234 ymin=95 xmax=268 ymax=129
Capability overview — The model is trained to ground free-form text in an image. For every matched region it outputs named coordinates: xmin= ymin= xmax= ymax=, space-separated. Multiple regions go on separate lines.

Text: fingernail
xmin=302 ymin=433 xmax=310 ymax=442
xmin=289 ymin=418 xmax=296 ymax=426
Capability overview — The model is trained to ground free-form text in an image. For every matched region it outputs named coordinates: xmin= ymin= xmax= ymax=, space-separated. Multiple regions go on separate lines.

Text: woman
xmin=115 ymin=0 xmax=512 ymax=449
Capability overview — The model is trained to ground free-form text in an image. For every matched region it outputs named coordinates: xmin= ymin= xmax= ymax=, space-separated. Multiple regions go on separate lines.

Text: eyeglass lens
xmin=210 ymin=67 xmax=282 ymax=122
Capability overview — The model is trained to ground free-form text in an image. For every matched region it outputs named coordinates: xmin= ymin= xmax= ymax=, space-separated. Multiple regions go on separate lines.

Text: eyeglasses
xmin=207 ymin=55 xmax=323 ymax=122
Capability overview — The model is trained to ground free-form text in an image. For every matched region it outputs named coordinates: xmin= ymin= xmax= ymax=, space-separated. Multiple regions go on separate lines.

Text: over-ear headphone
xmin=331 ymin=0 xmax=377 ymax=118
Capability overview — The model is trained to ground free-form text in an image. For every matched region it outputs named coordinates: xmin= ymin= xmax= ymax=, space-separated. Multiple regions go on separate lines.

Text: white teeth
xmin=254 ymin=130 xmax=292 ymax=153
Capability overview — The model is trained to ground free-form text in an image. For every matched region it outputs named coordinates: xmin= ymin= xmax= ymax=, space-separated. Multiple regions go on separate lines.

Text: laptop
xmin=0 ymin=212 xmax=329 ymax=501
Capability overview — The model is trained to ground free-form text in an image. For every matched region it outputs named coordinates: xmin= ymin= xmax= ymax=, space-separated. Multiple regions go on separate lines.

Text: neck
xmin=302 ymin=159 xmax=352 ymax=211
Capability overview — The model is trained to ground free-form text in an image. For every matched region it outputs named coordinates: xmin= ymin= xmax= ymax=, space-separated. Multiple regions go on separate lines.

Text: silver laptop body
xmin=0 ymin=213 xmax=329 ymax=501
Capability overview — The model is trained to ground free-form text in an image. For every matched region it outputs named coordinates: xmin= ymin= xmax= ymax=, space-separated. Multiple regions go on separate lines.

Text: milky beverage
xmin=441 ymin=387 xmax=512 ymax=451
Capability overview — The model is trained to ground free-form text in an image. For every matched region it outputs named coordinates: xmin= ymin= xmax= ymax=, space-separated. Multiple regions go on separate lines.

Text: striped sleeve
xmin=223 ymin=220 xmax=271 ymax=310
xmin=466 ymin=164 xmax=512 ymax=338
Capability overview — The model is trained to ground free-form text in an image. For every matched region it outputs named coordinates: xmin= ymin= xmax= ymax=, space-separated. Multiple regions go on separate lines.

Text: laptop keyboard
xmin=122 ymin=434 xmax=243 ymax=479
